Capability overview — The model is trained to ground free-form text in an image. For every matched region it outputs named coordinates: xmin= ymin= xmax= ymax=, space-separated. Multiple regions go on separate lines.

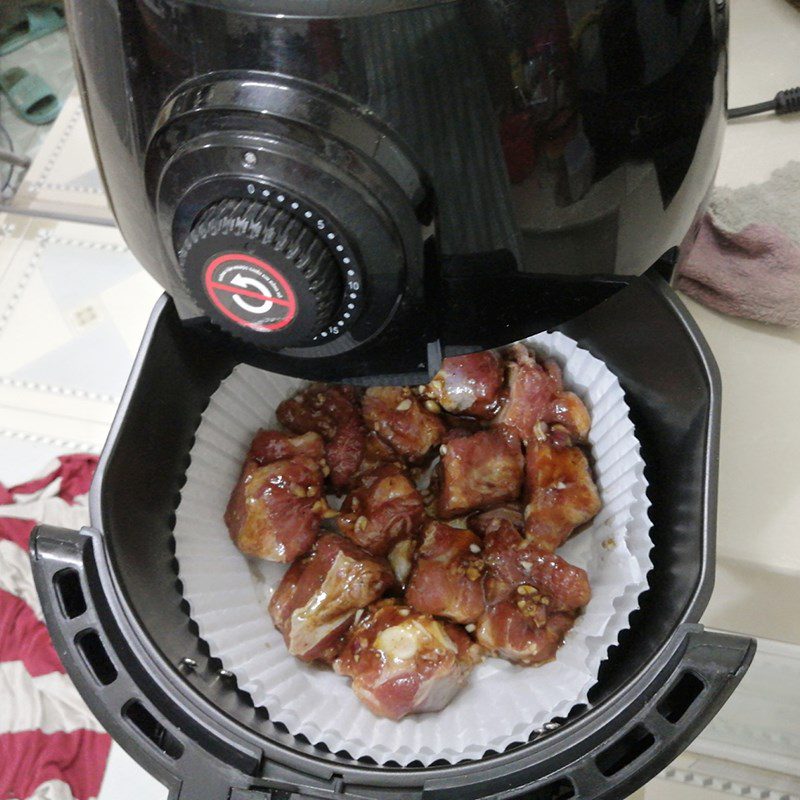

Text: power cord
xmin=728 ymin=86 xmax=800 ymax=118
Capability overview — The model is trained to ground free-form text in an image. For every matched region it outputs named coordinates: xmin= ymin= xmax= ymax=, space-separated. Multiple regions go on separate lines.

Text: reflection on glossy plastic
xmin=67 ymin=0 xmax=727 ymax=373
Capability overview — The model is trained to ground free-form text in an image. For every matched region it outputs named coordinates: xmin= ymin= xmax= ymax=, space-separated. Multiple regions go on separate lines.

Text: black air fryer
xmin=32 ymin=1 xmax=755 ymax=798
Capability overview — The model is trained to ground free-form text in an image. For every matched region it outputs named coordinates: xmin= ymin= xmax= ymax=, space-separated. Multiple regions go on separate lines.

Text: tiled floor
xmin=0 ymin=212 xmax=161 ymax=485
xmin=7 ymin=89 xmax=115 ymax=223
xmin=0 ymin=25 xmax=75 ymax=196
xmin=654 ymin=753 xmax=800 ymax=800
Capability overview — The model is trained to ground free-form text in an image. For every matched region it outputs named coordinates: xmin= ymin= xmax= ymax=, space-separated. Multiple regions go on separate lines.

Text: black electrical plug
xmin=728 ymin=87 xmax=800 ymax=118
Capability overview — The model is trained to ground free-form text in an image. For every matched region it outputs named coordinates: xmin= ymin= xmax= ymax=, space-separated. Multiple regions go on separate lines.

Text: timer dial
xmin=178 ymin=198 xmax=344 ymax=348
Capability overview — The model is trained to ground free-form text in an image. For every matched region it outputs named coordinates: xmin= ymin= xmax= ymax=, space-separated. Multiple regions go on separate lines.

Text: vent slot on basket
xmin=53 ymin=568 xmax=86 ymax=618
xmin=75 ymin=629 xmax=117 ymax=685
xmin=123 ymin=700 xmax=184 ymax=760
xmin=658 ymin=671 xmax=705 ymax=723
xmin=526 ymin=778 xmax=575 ymax=799
xmin=596 ymin=725 xmax=655 ymax=777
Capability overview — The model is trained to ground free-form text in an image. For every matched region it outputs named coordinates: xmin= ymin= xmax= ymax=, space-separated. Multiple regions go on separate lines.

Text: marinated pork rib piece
xmin=545 ymin=390 xmax=591 ymax=443
xmin=494 ymin=345 xmax=560 ymax=443
xmin=476 ymin=601 xmax=576 ymax=667
xmin=269 ymin=533 xmax=396 ymax=664
xmin=276 ymin=384 xmax=366 ymax=491
xmin=225 ymin=431 xmax=330 ymax=562
xmin=495 ymin=345 xmax=591 ymax=443
xmin=424 ymin=350 xmax=504 ymax=419
xmin=473 ymin=504 xmax=590 ymax=666
xmin=334 ymin=599 xmax=482 ymax=719
xmin=436 ymin=429 xmax=524 ymax=518
xmin=405 ymin=522 xmax=486 ymax=624
xmin=362 ymin=386 xmax=445 ymax=464
xmin=524 ymin=423 xmax=601 ymax=552
xmin=338 ymin=465 xmax=426 ymax=556
xmin=482 ymin=524 xmax=591 ymax=612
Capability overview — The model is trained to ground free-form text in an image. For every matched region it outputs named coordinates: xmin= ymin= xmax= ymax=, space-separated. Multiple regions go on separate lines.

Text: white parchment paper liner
xmin=173 ymin=332 xmax=652 ymax=765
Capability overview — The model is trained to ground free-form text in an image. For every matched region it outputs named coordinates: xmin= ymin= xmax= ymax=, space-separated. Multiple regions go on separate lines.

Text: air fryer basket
xmin=31 ymin=266 xmax=754 ymax=800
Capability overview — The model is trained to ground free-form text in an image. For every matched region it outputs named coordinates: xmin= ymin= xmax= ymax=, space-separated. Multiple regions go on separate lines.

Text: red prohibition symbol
xmin=204 ymin=253 xmax=297 ymax=332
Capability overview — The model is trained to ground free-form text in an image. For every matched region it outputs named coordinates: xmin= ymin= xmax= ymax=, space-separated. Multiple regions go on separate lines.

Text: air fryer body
xmin=30 ymin=2 xmax=757 ymax=798
xmin=67 ymin=0 xmax=727 ymax=378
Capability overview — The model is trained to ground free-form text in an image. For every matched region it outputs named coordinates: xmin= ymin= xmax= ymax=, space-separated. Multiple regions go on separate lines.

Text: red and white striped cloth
xmin=0 ymin=456 xmax=112 ymax=800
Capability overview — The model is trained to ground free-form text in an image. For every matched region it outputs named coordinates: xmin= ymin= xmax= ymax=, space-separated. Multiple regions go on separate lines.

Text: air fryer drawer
xmin=31 ymin=268 xmax=754 ymax=800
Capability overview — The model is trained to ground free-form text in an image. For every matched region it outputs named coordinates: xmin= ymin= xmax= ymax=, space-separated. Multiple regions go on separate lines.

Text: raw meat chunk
xmin=495 ymin=345 xmax=591 ymax=443
xmin=269 ymin=533 xmax=396 ymax=663
xmin=277 ymin=384 xmax=366 ymax=491
xmin=424 ymin=350 xmax=504 ymax=419
xmin=524 ymin=423 xmax=601 ymax=552
xmin=436 ymin=429 xmax=524 ymax=518
xmin=225 ymin=448 xmax=329 ymax=563
xmin=405 ymin=522 xmax=486 ymax=624
xmin=338 ymin=465 xmax=426 ymax=556
xmin=362 ymin=387 xmax=445 ymax=464
xmin=334 ymin=600 xmax=482 ymax=719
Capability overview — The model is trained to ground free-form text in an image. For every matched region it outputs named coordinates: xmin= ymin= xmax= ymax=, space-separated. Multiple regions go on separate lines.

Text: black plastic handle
xmin=31 ymin=522 xmax=754 ymax=800
xmin=31 ymin=524 xmax=260 ymax=800
xmin=565 ymin=628 xmax=754 ymax=800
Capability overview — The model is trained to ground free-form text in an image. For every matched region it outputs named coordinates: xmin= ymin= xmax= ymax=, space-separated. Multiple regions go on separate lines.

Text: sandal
xmin=0 ymin=4 xmax=65 ymax=56
xmin=0 ymin=67 xmax=61 ymax=125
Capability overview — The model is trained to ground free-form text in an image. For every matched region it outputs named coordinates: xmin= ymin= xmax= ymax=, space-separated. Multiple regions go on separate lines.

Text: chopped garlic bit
xmin=466 ymin=567 xmax=481 ymax=581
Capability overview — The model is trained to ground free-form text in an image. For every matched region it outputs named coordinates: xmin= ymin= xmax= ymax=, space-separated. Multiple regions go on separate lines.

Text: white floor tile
xmin=96 ymin=743 xmax=169 ymax=800
xmin=9 ymin=90 xmax=114 ymax=223
xmin=646 ymin=779 xmax=727 ymax=800
xmin=0 ymin=215 xmax=161 ymax=481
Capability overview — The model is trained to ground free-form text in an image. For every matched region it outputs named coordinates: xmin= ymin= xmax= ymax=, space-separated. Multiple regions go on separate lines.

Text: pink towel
xmin=0 ymin=455 xmax=112 ymax=800
xmin=676 ymin=161 xmax=800 ymax=327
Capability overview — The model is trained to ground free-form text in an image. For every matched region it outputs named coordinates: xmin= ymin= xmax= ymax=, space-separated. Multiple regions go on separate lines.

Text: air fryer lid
xmin=31 ymin=268 xmax=754 ymax=800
